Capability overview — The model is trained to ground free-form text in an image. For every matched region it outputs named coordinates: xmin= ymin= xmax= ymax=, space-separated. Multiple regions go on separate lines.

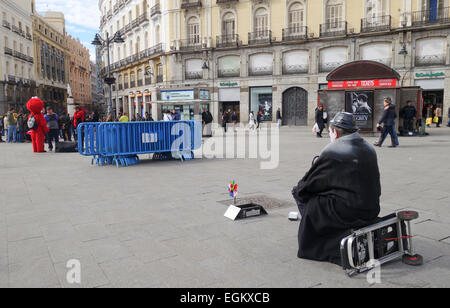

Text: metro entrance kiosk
xmin=318 ymin=61 xmax=423 ymax=134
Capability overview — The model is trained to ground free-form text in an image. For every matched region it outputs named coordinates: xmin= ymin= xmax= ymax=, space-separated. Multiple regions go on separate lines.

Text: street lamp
xmin=91 ymin=31 xmax=124 ymax=116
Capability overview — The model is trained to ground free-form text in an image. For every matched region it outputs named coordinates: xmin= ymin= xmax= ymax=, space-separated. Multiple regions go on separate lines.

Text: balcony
xmin=361 ymin=15 xmax=391 ymax=33
xmin=2 ymin=20 xmax=10 ymax=29
xmin=4 ymin=47 xmax=12 ymax=56
xmin=156 ymin=75 xmax=163 ymax=83
xmin=249 ymin=66 xmax=273 ymax=76
xmin=248 ymin=30 xmax=272 ymax=45
xmin=412 ymin=7 xmax=450 ymax=26
xmin=218 ymin=67 xmax=240 ymax=78
xmin=8 ymin=75 xmax=16 ymax=84
xmin=320 ymin=21 xmax=347 ymax=38
xmin=185 ymin=71 xmax=203 ymax=80
xmin=139 ymin=12 xmax=149 ymax=25
xmin=282 ymin=26 xmax=308 ymax=42
xmin=283 ymin=64 xmax=308 ymax=75
xmin=151 ymin=3 xmax=161 ymax=17
xmin=415 ymin=54 xmax=446 ymax=67
xmin=179 ymin=38 xmax=203 ymax=51
xmin=181 ymin=0 xmax=202 ymax=9
xmin=217 ymin=0 xmax=238 ymax=3
xmin=216 ymin=34 xmax=239 ymax=48
xmin=26 ymin=33 xmax=32 ymax=40
xmin=12 ymin=25 xmax=20 ymax=34
xmin=113 ymin=4 xmax=119 ymax=13
xmin=107 ymin=10 xmax=112 ymax=19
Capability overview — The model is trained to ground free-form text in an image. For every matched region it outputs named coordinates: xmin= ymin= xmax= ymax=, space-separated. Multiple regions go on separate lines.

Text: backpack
xmin=27 ymin=115 xmax=38 ymax=130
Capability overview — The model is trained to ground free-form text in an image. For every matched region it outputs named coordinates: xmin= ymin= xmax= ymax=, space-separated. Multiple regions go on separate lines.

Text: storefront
xmin=414 ymin=72 xmax=445 ymax=119
xmin=249 ymin=86 xmax=273 ymax=122
xmin=156 ymin=88 xmax=211 ymax=121
xmin=218 ymin=82 xmax=241 ymax=121
xmin=318 ymin=61 xmax=423 ymax=133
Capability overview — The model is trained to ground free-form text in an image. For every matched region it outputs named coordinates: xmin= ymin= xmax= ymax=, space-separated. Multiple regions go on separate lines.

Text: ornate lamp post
xmin=91 ymin=31 xmax=124 ymax=116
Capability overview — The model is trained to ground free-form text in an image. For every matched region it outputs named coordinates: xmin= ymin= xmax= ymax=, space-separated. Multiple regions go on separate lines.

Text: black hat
xmin=330 ymin=112 xmax=358 ymax=133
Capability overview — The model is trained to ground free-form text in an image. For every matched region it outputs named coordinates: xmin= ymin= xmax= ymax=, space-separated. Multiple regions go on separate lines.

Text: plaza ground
xmin=0 ymin=126 xmax=449 ymax=288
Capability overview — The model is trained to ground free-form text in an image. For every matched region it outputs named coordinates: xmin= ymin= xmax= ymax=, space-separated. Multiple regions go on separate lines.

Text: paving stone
xmin=8 ymin=237 xmax=50 ymax=265
xmin=54 ymin=260 xmax=109 ymax=288
xmin=9 ymin=257 xmax=60 ymax=288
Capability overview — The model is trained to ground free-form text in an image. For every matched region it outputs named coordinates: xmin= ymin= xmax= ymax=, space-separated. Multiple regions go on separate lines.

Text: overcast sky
xmin=36 ymin=0 xmax=100 ymax=62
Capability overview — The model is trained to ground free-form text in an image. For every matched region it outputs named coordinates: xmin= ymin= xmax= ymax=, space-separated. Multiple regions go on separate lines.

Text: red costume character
xmin=26 ymin=97 xmax=49 ymax=153
xmin=73 ymin=108 xmax=85 ymax=130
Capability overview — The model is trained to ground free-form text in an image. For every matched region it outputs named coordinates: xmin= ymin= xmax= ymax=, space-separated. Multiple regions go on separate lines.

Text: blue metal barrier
xmin=77 ymin=121 xmax=202 ymax=167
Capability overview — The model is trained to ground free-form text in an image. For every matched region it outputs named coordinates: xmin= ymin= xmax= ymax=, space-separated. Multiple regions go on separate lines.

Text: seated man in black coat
xmin=292 ymin=112 xmax=381 ymax=265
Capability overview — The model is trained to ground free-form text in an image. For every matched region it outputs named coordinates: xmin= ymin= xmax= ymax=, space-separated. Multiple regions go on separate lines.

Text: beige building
xmin=0 ymin=0 xmax=35 ymax=114
xmin=32 ymin=9 xmax=69 ymax=113
xmin=67 ymin=35 xmax=92 ymax=108
xmin=99 ymin=0 xmax=450 ymax=124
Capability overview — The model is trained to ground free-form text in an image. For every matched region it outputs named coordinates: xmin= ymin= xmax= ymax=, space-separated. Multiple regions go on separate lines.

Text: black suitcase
xmin=55 ymin=141 xmax=78 ymax=153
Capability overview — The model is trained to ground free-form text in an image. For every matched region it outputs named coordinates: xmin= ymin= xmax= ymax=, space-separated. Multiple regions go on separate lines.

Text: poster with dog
xmin=345 ymin=91 xmax=374 ymax=129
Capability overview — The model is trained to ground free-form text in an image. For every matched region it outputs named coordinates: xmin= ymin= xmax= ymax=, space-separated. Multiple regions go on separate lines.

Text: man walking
xmin=44 ymin=107 xmax=60 ymax=152
xmin=201 ymin=108 xmax=213 ymax=136
xmin=314 ymin=105 xmax=325 ymax=138
xmin=374 ymin=97 xmax=398 ymax=148
xmin=401 ymin=101 xmax=417 ymax=134
xmin=6 ymin=108 xmax=17 ymax=143
xmin=276 ymin=108 xmax=282 ymax=128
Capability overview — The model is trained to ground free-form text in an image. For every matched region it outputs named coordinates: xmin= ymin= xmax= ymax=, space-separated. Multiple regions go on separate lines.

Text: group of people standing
xmin=0 ymin=109 xmax=27 ymax=143
xmin=117 ymin=112 xmax=154 ymax=122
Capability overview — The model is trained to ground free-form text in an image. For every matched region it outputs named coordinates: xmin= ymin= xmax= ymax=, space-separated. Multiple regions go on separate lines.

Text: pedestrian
xmin=119 ymin=112 xmax=129 ymax=122
xmin=447 ymin=107 xmax=450 ymax=127
xmin=162 ymin=110 xmax=172 ymax=121
xmin=73 ymin=106 xmax=85 ymax=140
xmin=426 ymin=105 xmax=433 ymax=128
xmin=92 ymin=110 xmax=100 ymax=122
xmin=221 ymin=110 xmax=230 ymax=132
xmin=314 ymin=105 xmax=325 ymax=138
xmin=201 ymin=108 xmax=213 ymax=136
xmin=374 ymin=97 xmax=398 ymax=148
xmin=144 ymin=112 xmax=154 ymax=121
xmin=3 ymin=114 xmax=8 ymax=142
xmin=256 ymin=111 xmax=262 ymax=130
xmin=0 ymin=115 xmax=4 ymax=142
xmin=276 ymin=108 xmax=282 ymax=128
xmin=26 ymin=97 xmax=49 ymax=153
xmin=292 ymin=112 xmax=380 ymax=265
xmin=16 ymin=113 xmax=24 ymax=143
xmin=44 ymin=107 xmax=60 ymax=152
xmin=6 ymin=108 xmax=17 ymax=143
xmin=60 ymin=112 xmax=72 ymax=141
xmin=401 ymin=101 xmax=417 ymax=134
xmin=434 ymin=105 xmax=443 ymax=128
xmin=322 ymin=107 xmax=328 ymax=132
xmin=231 ymin=111 xmax=238 ymax=131
xmin=249 ymin=111 xmax=256 ymax=131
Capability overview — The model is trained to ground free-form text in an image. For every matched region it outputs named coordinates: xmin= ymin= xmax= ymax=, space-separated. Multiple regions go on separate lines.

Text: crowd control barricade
xmin=77 ymin=121 xmax=202 ymax=167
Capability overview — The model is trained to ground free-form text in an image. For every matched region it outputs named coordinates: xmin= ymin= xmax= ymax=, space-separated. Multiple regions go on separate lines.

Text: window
xmin=254 ymin=8 xmax=268 ymax=33
xmin=187 ymin=17 xmax=200 ymax=44
xmin=319 ymin=46 xmax=348 ymax=72
xmin=222 ymin=12 xmax=235 ymax=37
xmin=326 ymin=0 xmax=344 ymax=28
xmin=288 ymin=2 xmax=305 ymax=32
xmin=283 ymin=50 xmax=309 ymax=74
xmin=416 ymin=37 xmax=446 ymax=66
xmin=249 ymin=53 xmax=273 ymax=76
xmin=218 ymin=56 xmax=240 ymax=77
xmin=360 ymin=42 xmax=391 ymax=65
xmin=185 ymin=59 xmax=202 ymax=80
xmin=365 ymin=0 xmax=388 ymax=19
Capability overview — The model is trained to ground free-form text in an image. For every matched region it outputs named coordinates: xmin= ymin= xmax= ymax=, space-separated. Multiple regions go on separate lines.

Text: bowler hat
xmin=330 ymin=112 xmax=358 ymax=133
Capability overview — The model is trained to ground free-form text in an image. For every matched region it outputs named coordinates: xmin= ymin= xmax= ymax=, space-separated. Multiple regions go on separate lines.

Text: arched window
xmin=222 ymin=12 xmax=235 ymax=37
xmin=288 ymin=2 xmax=305 ymax=32
xmin=325 ymin=0 xmax=344 ymax=29
xmin=254 ymin=8 xmax=268 ymax=34
xmin=187 ymin=17 xmax=200 ymax=44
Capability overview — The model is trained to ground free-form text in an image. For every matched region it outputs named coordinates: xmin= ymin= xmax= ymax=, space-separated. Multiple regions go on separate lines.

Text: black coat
xmin=401 ymin=105 xmax=416 ymax=120
xmin=292 ymin=133 xmax=381 ymax=265
xmin=378 ymin=106 xmax=396 ymax=126
xmin=315 ymin=108 xmax=324 ymax=129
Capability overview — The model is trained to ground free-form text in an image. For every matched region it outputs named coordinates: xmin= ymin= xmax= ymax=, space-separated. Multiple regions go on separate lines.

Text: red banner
xmin=328 ymin=79 xmax=398 ymax=89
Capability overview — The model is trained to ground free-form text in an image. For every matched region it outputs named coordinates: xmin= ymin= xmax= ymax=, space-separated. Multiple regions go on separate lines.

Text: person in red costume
xmin=73 ymin=106 xmax=85 ymax=140
xmin=26 ymin=97 xmax=49 ymax=153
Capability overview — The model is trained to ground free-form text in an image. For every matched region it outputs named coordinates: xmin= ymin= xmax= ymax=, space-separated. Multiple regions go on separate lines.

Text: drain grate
xmin=218 ymin=194 xmax=294 ymax=210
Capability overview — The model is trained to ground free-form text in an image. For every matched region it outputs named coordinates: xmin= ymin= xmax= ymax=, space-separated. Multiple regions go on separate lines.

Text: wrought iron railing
xmin=216 ymin=34 xmax=239 ymax=48
xmin=181 ymin=0 xmax=202 ymax=9
xmin=4 ymin=47 xmax=12 ymax=55
xmin=415 ymin=54 xmax=446 ymax=66
xmin=179 ymin=38 xmax=203 ymax=51
xmin=361 ymin=15 xmax=391 ymax=32
xmin=412 ymin=7 xmax=450 ymax=26
xmin=185 ymin=71 xmax=203 ymax=80
xmin=218 ymin=67 xmax=240 ymax=78
xmin=319 ymin=61 xmax=345 ymax=73
xmin=249 ymin=66 xmax=273 ymax=76
xmin=151 ymin=3 xmax=161 ymax=17
xmin=2 ymin=20 xmax=10 ymax=29
xmin=283 ymin=64 xmax=308 ymax=75
xmin=248 ymin=30 xmax=272 ymax=45
xmin=320 ymin=21 xmax=347 ymax=37
xmin=282 ymin=26 xmax=308 ymax=41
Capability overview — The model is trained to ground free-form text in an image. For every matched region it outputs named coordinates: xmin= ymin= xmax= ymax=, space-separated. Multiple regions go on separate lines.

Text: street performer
xmin=26 ymin=97 xmax=49 ymax=153
xmin=292 ymin=112 xmax=381 ymax=265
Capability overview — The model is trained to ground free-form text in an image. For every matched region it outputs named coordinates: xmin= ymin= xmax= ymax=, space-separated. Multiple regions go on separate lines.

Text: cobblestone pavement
xmin=0 ymin=126 xmax=449 ymax=288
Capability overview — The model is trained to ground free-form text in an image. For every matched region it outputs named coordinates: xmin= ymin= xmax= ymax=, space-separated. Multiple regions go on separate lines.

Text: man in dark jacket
xmin=401 ymin=101 xmax=417 ymax=133
xmin=374 ymin=97 xmax=397 ymax=148
xmin=292 ymin=112 xmax=381 ymax=265
xmin=44 ymin=107 xmax=59 ymax=152
xmin=315 ymin=105 xmax=325 ymax=138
